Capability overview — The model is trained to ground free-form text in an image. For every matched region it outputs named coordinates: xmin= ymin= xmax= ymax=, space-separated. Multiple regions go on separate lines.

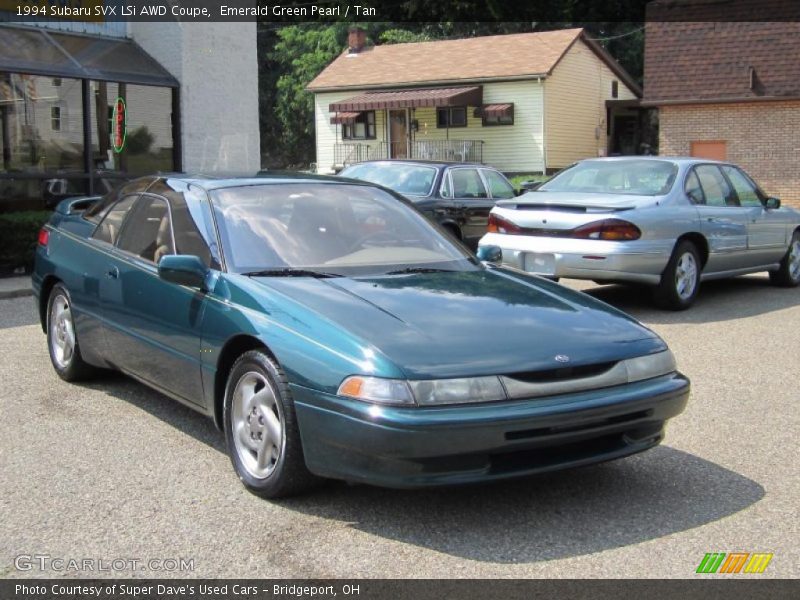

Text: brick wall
xmin=659 ymin=101 xmax=800 ymax=207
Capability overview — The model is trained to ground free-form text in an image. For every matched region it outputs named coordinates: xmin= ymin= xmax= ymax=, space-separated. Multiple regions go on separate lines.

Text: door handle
xmin=106 ymin=266 xmax=119 ymax=279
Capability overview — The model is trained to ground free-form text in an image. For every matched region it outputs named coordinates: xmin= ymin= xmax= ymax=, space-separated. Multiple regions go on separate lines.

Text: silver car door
xmin=693 ymin=164 xmax=749 ymax=273
xmin=721 ymin=165 xmax=787 ymax=266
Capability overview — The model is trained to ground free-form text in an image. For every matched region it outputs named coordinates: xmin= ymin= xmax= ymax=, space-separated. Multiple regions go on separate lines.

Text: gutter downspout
xmin=539 ymin=77 xmax=547 ymax=175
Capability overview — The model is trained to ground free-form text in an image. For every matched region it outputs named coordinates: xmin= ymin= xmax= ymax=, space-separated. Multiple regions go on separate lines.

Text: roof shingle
xmin=644 ymin=21 xmax=800 ymax=103
xmin=307 ymin=28 xmax=584 ymax=91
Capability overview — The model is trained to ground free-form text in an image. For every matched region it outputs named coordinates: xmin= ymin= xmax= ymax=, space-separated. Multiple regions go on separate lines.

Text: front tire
xmin=654 ymin=241 xmax=701 ymax=310
xmin=223 ymin=350 xmax=319 ymax=498
xmin=46 ymin=283 xmax=95 ymax=381
xmin=769 ymin=231 xmax=800 ymax=287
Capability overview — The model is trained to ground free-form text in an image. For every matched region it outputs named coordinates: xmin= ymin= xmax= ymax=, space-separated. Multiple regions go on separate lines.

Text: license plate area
xmin=523 ymin=252 xmax=556 ymax=275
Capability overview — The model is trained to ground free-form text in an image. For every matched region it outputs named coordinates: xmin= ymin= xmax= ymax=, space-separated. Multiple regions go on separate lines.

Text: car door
xmin=102 ymin=193 xmax=209 ymax=406
xmin=450 ymin=167 xmax=493 ymax=246
xmin=692 ymin=164 xmax=750 ymax=273
xmin=720 ymin=165 xmax=787 ymax=266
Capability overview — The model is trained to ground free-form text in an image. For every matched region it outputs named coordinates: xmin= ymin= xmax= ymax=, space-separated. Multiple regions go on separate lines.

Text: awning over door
xmin=0 ymin=25 xmax=179 ymax=87
xmin=329 ymin=86 xmax=483 ymax=112
xmin=330 ymin=111 xmax=362 ymax=124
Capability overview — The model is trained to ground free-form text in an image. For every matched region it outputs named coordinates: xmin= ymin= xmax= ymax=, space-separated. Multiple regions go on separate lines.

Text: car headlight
xmin=338 ymin=375 xmax=507 ymax=406
xmin=337 ymin=376 xmax=415 ymax=405
xmin=623 ymin=349 xmax=677 ymax=382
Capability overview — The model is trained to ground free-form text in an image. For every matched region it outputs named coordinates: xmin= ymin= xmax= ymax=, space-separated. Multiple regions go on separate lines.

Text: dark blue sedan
xmin=33 ymin=173 xmax=689 ymax=497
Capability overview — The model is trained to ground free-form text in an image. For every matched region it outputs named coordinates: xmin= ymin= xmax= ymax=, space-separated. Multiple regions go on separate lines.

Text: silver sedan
xmin=478 ymin=157 xmax=800 ymax=309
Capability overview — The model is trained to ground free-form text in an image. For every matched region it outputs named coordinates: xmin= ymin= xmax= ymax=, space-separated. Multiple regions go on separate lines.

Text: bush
xmin=0 ymin=211 xmax=52 ymax=274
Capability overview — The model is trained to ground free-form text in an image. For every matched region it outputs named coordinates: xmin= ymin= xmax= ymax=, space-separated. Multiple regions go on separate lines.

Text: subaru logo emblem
xmin=554 ymin=354 xmax=570 ymax=363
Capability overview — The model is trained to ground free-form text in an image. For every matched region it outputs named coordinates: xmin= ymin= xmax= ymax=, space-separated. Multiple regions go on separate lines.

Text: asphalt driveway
xmin=1 ymin=275 xmax=798 ymax=578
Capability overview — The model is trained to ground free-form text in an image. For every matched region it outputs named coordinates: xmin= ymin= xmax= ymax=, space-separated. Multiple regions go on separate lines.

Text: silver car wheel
xmin=49 ymin=294 xmax=76 ymax=369
xmin=674 ymin=252 xmax=698 ymax=300
xmin=789 ymin=239 xmax=800 ymax=281
xmin=231 ymin=371 xmax=285 ymax=480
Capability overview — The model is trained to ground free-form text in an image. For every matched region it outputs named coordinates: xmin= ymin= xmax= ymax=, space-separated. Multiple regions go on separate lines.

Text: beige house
xmin=307 ymin=28 xmax=641 ymax=175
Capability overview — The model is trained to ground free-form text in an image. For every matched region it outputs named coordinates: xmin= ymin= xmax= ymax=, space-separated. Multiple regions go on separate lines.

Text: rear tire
xmin=653 ymin=241 xmax=701 ymax=310
xmin=769 ymin=231 xmax=800 ymax=287
xmin=46 ymin=284 xmax=95 ymax=381
xmin=223 ymin=350 xmax=320 ymax=498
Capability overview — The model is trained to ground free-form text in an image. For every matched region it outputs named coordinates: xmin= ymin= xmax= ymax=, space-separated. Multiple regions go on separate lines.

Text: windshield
xmin=340 ymin=162 xmax=437 ymax=197
xmin=539 ymin=160 xmax=678 ymax=196
xmin=210 ymin=183 xmax=476 ymax=275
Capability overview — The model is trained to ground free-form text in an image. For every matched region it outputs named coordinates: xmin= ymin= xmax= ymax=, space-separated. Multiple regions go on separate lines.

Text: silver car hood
xmin=497 ymin=191 xmax=664 ymax=211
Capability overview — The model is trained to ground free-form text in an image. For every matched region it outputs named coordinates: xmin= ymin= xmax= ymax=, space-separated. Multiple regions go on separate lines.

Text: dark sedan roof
xmin=148 ymin=170 xmax=363 ymax=191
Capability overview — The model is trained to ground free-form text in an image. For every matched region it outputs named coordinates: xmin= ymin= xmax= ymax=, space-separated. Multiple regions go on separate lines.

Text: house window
xmin=52 ymin=78 xmax=61 ymax=87
xmin=343 ymin=111 xmax=376 ymax=139
xmin=482 ymin=107 xmax=514 ymax=126
xmin=611 ymin=80 xmax=619 ymax=98
xmin=437 ymin=107 xmax=467 ymax=128
xmin=51 ymin=106 xmax=61 ymax=131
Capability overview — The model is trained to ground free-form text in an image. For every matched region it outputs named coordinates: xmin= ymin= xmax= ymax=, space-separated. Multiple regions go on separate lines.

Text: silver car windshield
xmin=539 ymin=160 xmax=678 ymax=196
xmin=340 ymin=163 xmax=437 ymax=197
xmin=210 ymin=183 xmax=475 ymax=275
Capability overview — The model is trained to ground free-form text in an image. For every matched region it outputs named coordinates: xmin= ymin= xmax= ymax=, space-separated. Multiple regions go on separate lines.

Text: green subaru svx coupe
xmin=32 ymin=173 xmax=689 ymax=497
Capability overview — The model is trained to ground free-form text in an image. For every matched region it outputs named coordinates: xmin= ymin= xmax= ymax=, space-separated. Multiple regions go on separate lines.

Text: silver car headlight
xmin=338 ymin=375 xmax=507 ymax=406
xmin=623 ymin=349 xmax=677 ymax=382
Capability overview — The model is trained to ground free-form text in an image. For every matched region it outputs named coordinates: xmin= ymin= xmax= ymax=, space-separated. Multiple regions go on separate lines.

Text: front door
xmin=720 ymin=165 xmax=787 ymax=266
xmin=389 ymin=110 xmax=408 ymax=158
xmin=104 ymin=193 xmax=207 ymax=405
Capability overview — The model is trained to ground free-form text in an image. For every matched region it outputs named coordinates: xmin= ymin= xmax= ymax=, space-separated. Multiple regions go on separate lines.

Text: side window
xmin=685 ymin=170 xmax=705 ymax=204
xmin=482 ymin=169 xmax=516 ymax=199
xmin=451 ymin=169 xmax=489 ymax=199
xmin=92 ymin=195 xmax=138 ymax=245
xmin=695 ymin=165 xmax=735 ymax=207
xmin=722 ymin=166 xmax=763 ymax=207
xmin=117 ymin=196 xmax=173 ymax=263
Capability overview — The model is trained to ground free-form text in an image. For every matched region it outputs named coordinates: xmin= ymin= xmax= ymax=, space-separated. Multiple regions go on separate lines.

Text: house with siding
xmin=307 ymin=28 xmax=641 ymax=175
xmin=643 ymin=19 xmax=800 ymax=206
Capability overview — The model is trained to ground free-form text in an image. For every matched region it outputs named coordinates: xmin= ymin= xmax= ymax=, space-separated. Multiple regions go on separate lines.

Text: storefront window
xmin=89 ymin=82 xmax=174 ymax=176
xmin=0 ymin=73 xmax=84 ymax=175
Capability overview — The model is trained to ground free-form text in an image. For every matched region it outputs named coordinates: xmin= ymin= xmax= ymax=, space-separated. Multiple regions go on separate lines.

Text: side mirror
xmin=158 ymin=255 xmax=209 ymax=289
xmin=476 ymin=245 xmax=502 ymax=264
xmin=765 ymin=197 xmax=781 ymax=210
xmin=519 ymin=180 xmax=542 ymax=192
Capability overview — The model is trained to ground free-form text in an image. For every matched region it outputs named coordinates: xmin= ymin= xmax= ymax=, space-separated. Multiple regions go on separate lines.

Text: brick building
xmin=643 ymin=20 xmax=800 ymax=206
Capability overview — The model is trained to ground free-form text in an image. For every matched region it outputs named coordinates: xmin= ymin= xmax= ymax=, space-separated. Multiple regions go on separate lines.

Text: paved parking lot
xmin=1 ymin=276 xmax=798 ymax=578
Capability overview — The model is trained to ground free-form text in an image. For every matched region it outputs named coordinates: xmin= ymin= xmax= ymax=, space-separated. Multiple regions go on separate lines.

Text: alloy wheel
xmin=674 ymin=252 xmax=698 ymax=300
xmin=789 ymin=239 xmax=800 ymax=281
xmin=50 ymin=294 xmax=76 ymax=369
xmin=231 ymin=371 xmax=285 ymax=479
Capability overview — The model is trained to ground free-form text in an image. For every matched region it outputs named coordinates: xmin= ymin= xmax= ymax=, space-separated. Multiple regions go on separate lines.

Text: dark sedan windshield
xmin=539 ymin=160 xmax=678 ymax=196
xmin=340 ymin=162 xmax=437 ymax=197
xmin=210 ymin=183 xmax=475 ymax=275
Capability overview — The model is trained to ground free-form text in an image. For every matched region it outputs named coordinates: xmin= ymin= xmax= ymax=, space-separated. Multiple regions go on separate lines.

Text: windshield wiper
xmin=241 ymin=268 xmax=343 ymax=278
xmin=384 ymin=267 xmax=457 ymax=275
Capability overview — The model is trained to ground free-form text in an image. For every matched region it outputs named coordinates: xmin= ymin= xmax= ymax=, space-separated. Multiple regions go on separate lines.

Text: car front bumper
xmin=291 ymin=373 xmax=690 ymax=488
xmin=479 ymin=233 xmax=674 ymax=285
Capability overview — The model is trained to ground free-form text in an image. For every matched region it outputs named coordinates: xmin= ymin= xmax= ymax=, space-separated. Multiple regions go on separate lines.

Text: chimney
xmin=348 ymin=27 xmax=367 ymax=54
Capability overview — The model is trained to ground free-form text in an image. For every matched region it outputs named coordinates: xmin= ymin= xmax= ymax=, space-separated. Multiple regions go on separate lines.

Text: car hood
xmin=499 ymin=191 xmax=663 ymax=211
xmin=252 ymin=269 xmax=665 ymax=379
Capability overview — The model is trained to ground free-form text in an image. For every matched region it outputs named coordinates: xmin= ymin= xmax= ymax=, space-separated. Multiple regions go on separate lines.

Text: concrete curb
xmin=0 ymin=288 xmax=33 ymax=300
xmin=0 ymin=277 xmax=33 ymax=300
